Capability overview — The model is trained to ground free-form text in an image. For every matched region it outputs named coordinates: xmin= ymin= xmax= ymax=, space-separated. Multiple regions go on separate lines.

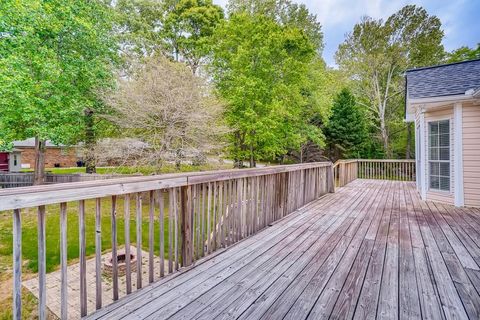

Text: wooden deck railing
xmin=1 ymin=162 xmax=334 ymax=319
xmin=333 ymin=159 xmax=416 ymax=188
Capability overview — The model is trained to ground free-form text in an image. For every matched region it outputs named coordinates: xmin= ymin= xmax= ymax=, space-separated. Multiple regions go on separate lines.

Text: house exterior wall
xmin=462 ymin=102 xmax=480 ymax=207
xmin=18 ymin=147 xmax=79 ymax=168
xmin=423 ymin=106 xmax=455 ymax=205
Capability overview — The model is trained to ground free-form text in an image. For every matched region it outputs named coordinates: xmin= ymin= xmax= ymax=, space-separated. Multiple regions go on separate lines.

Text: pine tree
xmin=325 ymin=89 xmax=367 ymax=160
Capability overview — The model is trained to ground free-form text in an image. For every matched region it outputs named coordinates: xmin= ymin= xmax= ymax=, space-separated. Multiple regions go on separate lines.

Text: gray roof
xmin=13 ymin=138 xmax=66 ymax=148
xmin=406 ymin=59 xmax=480 ymax=100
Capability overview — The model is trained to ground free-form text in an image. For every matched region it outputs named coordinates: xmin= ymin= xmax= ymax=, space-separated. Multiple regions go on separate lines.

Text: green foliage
xmin=0 ymin=0 xmax=117 ymax=146
xmin=446 ymin=44 xmax=480 ymax=63
xmin=161 ymin=0 xmax=224 ymax=72
xmin=336 ymin=5 xmax=444 ymax=157
xmin=114 ymin=0 xmax=164 ymax=59
xmin=227 ymin=0 xmax=323 ymax=52
xmin=325 ymin=89 xmax=367 ymax=160
xmin=210 ymin=12 xmax=323 ymax=165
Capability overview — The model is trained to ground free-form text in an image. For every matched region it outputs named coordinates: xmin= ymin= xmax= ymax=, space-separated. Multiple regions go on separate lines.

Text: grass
xmin=21 ymin=162 xmax=232 ymax=175
xmin=0 ymin=194 xmax=178 ymax=275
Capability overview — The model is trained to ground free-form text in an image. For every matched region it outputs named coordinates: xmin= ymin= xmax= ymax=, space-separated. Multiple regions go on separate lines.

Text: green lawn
xmin=0 ymin=195 xmax=177 ymax=276
xmin=22 ymin=162 xmax=232 ymax=175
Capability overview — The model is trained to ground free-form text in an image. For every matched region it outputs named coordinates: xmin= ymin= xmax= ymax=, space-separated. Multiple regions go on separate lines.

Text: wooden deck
xmin=89 ymin=179 xmax=480 ymax=320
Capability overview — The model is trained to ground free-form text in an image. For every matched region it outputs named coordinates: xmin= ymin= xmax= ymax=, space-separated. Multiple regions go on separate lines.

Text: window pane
xmin=439 ymin=120 xmax=449 ymax=134
xmin=439 ymin=134 xmax=449 ymax=146
xmin=429 ymin=122 xmax=439 ymax=134
xmin=430 ymin=162 xmax=440 ymax=176
xmin=429 ymin=148 xmax=439 ymax=160
xmin=439 ymin=147 xmax=450 ymax=160
xmin=430 ymin=176 xmax=439 ymax=189
xmin=440 ymin=177 xmax=450 ymax=191
xmin=430 ymin=135 xmax=438 ymax=147
xmin=440 ymin=162 xmax=450 ymax=177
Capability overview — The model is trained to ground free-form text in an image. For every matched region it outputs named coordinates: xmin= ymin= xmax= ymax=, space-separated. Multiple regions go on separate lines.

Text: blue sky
xmin=213 ymin=0 xmax=480 ymax=67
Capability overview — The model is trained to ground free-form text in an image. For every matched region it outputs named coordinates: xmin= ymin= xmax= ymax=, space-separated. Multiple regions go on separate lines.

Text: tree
xmin=104 ymin=57 xmax=225 ymax=169
xmin=114 ymin=0 xmax=164 ymax=60
xmin=336 ymin=5 xmax=444 ymax=157
xmin=227 ymin=0 xmax=323 ymax=52
xmin=446 ymin=44 xmax=480 ymax=63
xmin=210 ymin=13 xmax=321 ymax=167
xmin=325 ymin=89 xmax=367 ymax=161
xmin=0 ymin=0 xmax=117 ymax=182
xmin=161 ymin=0 xmax=224 ymax=74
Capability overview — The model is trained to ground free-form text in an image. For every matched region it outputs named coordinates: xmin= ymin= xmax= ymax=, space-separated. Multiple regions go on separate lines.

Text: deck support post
xmin=181 ymin=185 xmax=193 ymax=267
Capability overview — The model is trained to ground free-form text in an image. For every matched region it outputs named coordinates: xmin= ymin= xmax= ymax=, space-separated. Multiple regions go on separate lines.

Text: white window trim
xmin=426 ymin=117 xmax=452 ymax=194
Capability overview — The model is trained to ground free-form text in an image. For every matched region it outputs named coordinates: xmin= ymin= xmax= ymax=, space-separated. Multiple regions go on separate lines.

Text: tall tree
xmin=336 ymin=5 xmax=444 ymax=157
xmin=325 ymin=89 xmax=367 ymax=161
xmin=161 ymin=0 xmax=224 ymax=73
xmin=446 ymin=44 xmax=480 ymax=63
xmin=210 ymin=13 xmax=321 ymax=167
xmin=114 ymin=0 xmax=164 ymax=60
xmin=227 ymin=0 xmax=323 ymax=52
xmin=0 ymin=0 xmax=117 ymax=182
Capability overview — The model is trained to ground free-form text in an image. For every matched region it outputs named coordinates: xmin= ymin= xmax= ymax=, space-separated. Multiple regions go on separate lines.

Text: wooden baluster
xmin=253 ymin=177 xmax=258 ymax=233
xmin=158 ymin=190 xmax=165 ymax=278
xmin=111 ymin=196 xmax=119 ymax=301
xmin=201 ymin=184 xmax=206 ymax=255
xmin=94 ymin=199 xmax=102 ymax=309
xmin=168 ymin=189 xmax=174 ymax=273
xmin=124 ymin=194 xmax=132 ymax=294
xmin=212 ymin=182 xmax=217 ymax=251
xmin=59 ymin=203 xmax=68 ymax=318
xmin=78 ymin=201 xmax=87 ymax=317
xmin=174 ymin=188 xmax=179 ymax=271
xmin=192 ymin=186 xmax=197 ymax=259
xmin=206 ymin=182 xmax=211 ymax=254
xmin=136 ymin=193 xmax=143 ymax=288
xmin=148 ymin=191 xmax=155 ymax=283
xmin=220 ymin=181 xmax=226 ymax=247
xmin=196 ymin=185 xmax=201 ymax=256
xmin=13 ymin=209 xmax=22 ymax=320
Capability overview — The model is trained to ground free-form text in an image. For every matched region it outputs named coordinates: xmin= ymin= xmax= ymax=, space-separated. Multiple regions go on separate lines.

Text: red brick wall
xmin=19 ymin=147 xmax=80 ymax=168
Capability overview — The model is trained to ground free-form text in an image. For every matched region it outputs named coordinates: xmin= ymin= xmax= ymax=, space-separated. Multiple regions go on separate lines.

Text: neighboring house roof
xmin=406 ymin=59 xmax=480 ymax=100
xmin=13 ymin=138 xmax=67 ymax=148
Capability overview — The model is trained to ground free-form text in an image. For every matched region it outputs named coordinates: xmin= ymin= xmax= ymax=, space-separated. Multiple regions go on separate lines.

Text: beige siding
xmin=463 ymin=102 xmax=480 ymax=207
xmin=424 ymin=107 xmax=455 ymax=205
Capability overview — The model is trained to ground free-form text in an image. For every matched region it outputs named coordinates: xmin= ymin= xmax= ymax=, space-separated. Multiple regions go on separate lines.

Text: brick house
xmin=13 ymin=138 xmax=81 ymax=168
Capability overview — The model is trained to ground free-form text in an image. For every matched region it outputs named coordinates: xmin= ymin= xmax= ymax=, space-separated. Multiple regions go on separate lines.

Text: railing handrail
xmin=0 ymin=162 xmax=332 ymax=211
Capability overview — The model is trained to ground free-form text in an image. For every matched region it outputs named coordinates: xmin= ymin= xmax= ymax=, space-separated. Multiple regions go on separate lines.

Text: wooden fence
xmin=333 ymin=159 xmax=416 ymax=188
xmin=0 ymin=173 xmax=139 ymax=188
xmin=1 ymin=162 xmax=334 ymax=319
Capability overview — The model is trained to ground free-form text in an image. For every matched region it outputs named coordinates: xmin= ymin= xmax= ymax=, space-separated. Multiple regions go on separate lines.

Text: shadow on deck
xmin=88 ymin=179 xmax=480 ymax=320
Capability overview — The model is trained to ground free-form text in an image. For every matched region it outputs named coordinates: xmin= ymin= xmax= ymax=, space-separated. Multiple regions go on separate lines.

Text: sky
xmin=213 ymin=0 xmax=480 ymax=67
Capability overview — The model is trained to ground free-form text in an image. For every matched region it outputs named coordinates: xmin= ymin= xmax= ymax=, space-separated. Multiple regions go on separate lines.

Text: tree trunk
xmin=406 ymin=122 xmax=412 ymax=159
xmin=380 ymin=118 xmax=390 ymax=157
xmin=34 ymin=137 xmax=46 ymax=185
xmin=249 ymin=144 xmax=256 ymax=168
xmin=84 ymin=108 xmax=96 ymax=174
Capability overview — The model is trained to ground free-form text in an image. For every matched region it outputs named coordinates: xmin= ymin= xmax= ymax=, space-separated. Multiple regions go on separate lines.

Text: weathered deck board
xmin=88 ymin=179 xmax=480 ymax=320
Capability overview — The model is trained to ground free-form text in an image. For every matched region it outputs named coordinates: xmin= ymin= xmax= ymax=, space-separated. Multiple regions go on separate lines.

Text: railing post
xmin=327 ymin=165 xmax=335 ymax=193
xmin=181 ymin=185 xmax=193 ymax=267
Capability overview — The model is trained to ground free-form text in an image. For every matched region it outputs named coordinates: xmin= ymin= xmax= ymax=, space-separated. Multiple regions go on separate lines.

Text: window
xmin=428 ymin=120 xmax=450 ymax=191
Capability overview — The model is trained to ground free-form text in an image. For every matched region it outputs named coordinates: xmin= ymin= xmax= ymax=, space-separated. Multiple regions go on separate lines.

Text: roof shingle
xmin=406 ymin=59 xmax=480 ymax=100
